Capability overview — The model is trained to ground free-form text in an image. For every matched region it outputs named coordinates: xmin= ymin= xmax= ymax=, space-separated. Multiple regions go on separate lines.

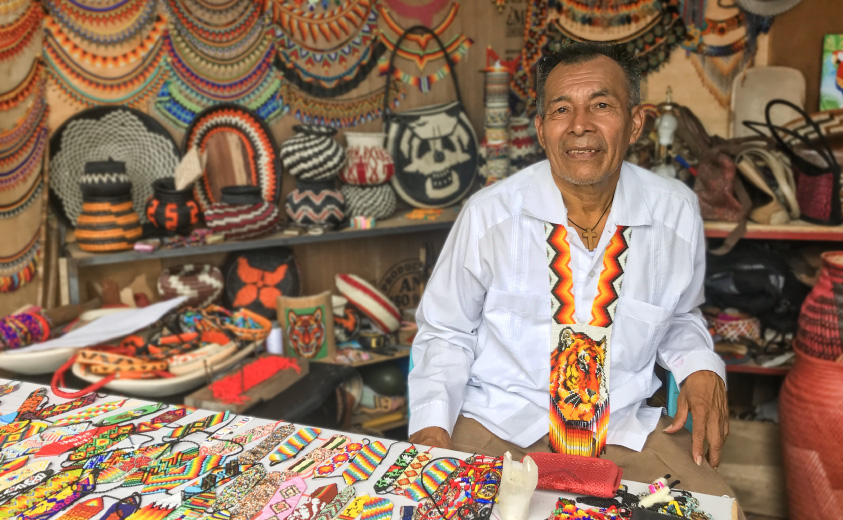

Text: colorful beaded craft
xmin=0 ymin=2 xmax=43 ymax=63
xmin=341 ymin=440 xmax=388 ymax=484
xmin=280 ymin=80 xmax=404 ymax=129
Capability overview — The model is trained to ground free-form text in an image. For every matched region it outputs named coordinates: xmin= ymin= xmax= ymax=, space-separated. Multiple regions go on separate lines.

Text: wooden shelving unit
xmin=312 ymin=346 xmax=410 ymax=368
xmin=725 ymin=360 xmax=791 ymax=376
xmin=704 ymin=220 xmax=843 ymax=241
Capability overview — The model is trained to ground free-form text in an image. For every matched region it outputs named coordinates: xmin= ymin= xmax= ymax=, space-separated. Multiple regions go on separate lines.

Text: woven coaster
xmin=404 ymin=458 xmax=459 ymax=502
xmin=212 ymin=464 xmax=267 ymax=512
xmin=238 ymin=424 xmax=296 ymax=465
xmin=361 ymin=497 xmax=393 ymax=520
xmin=342 ymin=441 xmax=388 ymax=485
xmin=51 ymin=399 xmax=127 ymax=427
xmin=374 ymin=446 xmax=417 ymax=493
xmin=253 ymin=476 xmax=306 ymax=520
xmin=268 ymin=427 xmax=320 ymax=464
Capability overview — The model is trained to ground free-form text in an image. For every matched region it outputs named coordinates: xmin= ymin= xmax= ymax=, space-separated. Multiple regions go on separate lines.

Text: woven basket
xmin=157 ymin=264 xmax=224 ymax=308
xmin=76 ymin=196 xmax=143 ymax=252
xmin=340 ymin=184 xmax=397 ymax=220
xmin=226 ymin=308 xmax=272 ymax=342
xmin=779 ymin=348 xmax=843 ymax=519
xmin=794 ymin=251 xmax=843 ymax=360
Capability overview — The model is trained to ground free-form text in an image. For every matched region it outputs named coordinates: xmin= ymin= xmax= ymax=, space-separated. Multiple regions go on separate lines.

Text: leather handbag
xmin=526 ymin=451 xmax=623 ymax=498
xmin=383 ymin=25 xmax=479 ymax=209
xmin=744 ymin=99 xmax=843 ymax=226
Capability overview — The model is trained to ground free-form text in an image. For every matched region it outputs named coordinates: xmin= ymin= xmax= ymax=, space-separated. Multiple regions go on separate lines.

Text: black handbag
xmin=382 ymin=25 xmax=479 ymax=209
xmin=744 ymin=99 xmax=843 ymax=226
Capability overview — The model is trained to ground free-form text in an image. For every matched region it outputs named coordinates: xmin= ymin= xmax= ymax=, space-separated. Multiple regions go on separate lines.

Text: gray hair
xmin=535 ymin=42 xmax=642 ymax=115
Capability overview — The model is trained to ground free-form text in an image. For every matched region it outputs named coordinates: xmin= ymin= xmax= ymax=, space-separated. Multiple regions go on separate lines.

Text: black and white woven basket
xmin=279 ymin=125 xmax=346 ymax=181
xmin=340 ymin=184 xmax=397 ymax=219
xmin=157 ymin=264 xmax=224 ymax=308
xmin=286 ymin=180 xmax=346 ymax=228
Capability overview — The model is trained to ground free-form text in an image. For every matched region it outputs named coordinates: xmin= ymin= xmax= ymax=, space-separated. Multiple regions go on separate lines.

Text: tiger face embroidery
xmin=550 ymin=327 xmax=607 ymax=422
xmin=288 ymin=309 xmax=325 ymax=358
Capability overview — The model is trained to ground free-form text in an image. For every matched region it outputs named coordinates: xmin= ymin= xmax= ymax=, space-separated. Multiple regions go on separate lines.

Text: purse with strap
xmin=383 ymin=25 xmax=479 ymax=209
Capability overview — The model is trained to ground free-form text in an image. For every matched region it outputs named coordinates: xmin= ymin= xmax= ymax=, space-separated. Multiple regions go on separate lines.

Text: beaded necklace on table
xmin=0 ymin=2 xmax=42 ymax=63
xmin=280 ymin=80 xmax=404 ymax=129
xmin=42 ymin=0 xmax=156 ymax=45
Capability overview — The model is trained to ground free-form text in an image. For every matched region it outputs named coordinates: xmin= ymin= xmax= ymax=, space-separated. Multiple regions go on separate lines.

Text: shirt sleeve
xmin=656 ymin=207 xmax=726 ymax=386
xmin=408 ymin=204 xmax=487 ymax=437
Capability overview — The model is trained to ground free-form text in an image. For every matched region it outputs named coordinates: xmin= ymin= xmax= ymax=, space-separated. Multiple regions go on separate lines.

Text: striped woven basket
xmin=157 ymin=264 xmax=224 ymax=308
xmin=75 ymin=196 xmax=142 ymax=252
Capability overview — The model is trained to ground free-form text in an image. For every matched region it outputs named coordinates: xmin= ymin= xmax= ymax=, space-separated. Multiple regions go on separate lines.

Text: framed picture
xmin=277 ymin=291 xmax=336 ymax=361
xmin=820 ymin=34 xmax=843 ymax=111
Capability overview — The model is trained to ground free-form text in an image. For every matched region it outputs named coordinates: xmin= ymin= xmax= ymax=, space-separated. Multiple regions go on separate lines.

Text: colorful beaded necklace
xmin=0 ymin=3 xmax=43 ymax=63
xmin=0 ymin=130 xmax=46 ymax=193
xmin=44 ymin=0 xmax=148 ymax=25
xmin=379 ymin=31 xmax=473 ymax=70
xmin=376 ymin=39 xmax=471 ymax=92
xmin=382 ymin=0 xmax=450 ymax=26
xmin=43 ymin=27 xmax=167 ymax=108
xmin=378 ymin=2 xmax=459 ymax=51
xmin=0 ymin=60 xmax=45 ymax=112
xmin=0 ymin=83 xmax=46 ymax=154
xmin=555 ymin=0 xmax=664 ymax=28
xmin=280 ymin=80 xmax=404 ymax=129
xmin=0 ymin=176 xmax=42 ymax=220
xmin=165 ymin=0 xmax=263 ymax=46
xmin=0 ymin=0 xmax=30 ymax=17
xmin=270 ymin=0 xmax=374 ymax=46
xmin=42 ymin=0 xmax=156 ymax=45
xmin=0 ymin=233 xmax=40 ymax=294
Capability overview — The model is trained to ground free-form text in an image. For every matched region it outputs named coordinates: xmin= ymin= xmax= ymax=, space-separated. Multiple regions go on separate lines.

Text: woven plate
xmin=182 ymin=104 xmax=282 ymax=212
xmin=49 ymin=107 xmax=180 ymax=227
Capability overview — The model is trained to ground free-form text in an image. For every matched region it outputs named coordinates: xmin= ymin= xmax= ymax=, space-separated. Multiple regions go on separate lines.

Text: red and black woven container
xmin=205 ymin=186 xmax=280 ymax=241
xmin=794 ymin=251 xmax=843 ymax=360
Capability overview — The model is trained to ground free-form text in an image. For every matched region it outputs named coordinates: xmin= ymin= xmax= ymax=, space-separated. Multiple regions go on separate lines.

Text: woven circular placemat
xmin=49 ymin=107 xmax=180 ymax=227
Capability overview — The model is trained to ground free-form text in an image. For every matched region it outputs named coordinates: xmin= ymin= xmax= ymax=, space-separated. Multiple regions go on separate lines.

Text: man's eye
xmin=595 ymin=102 xmax=609 ymax=109
xmin=553 ymin=107 xmax=567 ymax=114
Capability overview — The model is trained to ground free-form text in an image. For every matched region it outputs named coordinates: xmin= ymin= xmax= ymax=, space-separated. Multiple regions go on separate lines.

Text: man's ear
xmin=534 ymin=113 xmax=546 ymax=151
xmin=628 ymin=104 xmax=646 ymax=144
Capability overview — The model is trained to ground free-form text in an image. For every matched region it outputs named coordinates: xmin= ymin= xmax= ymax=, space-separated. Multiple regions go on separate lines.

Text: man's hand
xmin=663 ymin=370 xmax=729 ymax=467
xmin=408 ymin=427 xmax=452 ymax=449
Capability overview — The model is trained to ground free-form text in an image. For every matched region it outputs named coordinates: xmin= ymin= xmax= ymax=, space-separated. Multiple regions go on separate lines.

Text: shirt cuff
xmin=408 ymin=400 xmax=455 ymax=437
xmin=668 ymin=349 xmax=726 ymax=388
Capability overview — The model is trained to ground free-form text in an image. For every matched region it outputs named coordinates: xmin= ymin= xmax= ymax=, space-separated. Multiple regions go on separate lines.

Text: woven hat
xmin=183 ymin=104 xmax=282 ymax=212
xmin=158 ymin=264 xmax=224 ymax=308
xmin=735 ymin=0 xmax=801 ymax=16
xmin=285 ymin=180 xmax=345 ymax=228
xmin=335 ymin=273 xmax=401 ymax=333
xmin=279 ymin=125 xmax=346 ymax=181
xmin=340 ymin=184 xmax=397 ymax=219
xmin=49 ymin=107 xmax=180 ymax=227
xmin=205 ymin=186 xmax=280 ymax=241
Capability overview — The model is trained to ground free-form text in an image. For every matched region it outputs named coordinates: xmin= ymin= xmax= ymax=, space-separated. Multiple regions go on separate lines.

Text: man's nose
xmin=569 ymin=109 xmax=595 ymax=135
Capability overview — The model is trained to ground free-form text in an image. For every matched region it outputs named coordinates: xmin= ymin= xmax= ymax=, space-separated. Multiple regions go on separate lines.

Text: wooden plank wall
xmin=14 ymin=0 xmax=825 ymax=309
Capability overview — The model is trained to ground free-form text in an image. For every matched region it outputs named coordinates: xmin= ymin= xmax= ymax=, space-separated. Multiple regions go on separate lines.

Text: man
xmin=408 ymin=42 xmax=735 ymax=499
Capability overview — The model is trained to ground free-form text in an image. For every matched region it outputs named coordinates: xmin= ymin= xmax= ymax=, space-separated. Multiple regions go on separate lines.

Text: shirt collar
xmin=522 ymin=161 xmax=653 ymax=227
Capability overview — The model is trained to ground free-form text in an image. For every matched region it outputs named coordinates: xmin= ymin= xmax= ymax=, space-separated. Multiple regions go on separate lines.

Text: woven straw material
xmin=158 ymin=264 xmax=224 ymax=308
xmin=340 ymin=184 xmax=396 ymax=220
xmin=779 ymin=349 xmax=843 ymax=520
xmin=49 ymin=108 xmax=180 ymax=227
xmin=713 ymin=314 xmax=761 ymax=342
xmin=285 ymin=187 xmax=345 ymax=228
xmin=205 ymin=200 xmax=280 ymax=241
xmin=335 ymin=273 xmax=400 ymax=333
xmin=795 ymin=251 xmax=843 ymax=360
xmin=280 ymin=125 xmax=346 ymax=181
xmin=75 ymin=199 xmax=142 ymax=252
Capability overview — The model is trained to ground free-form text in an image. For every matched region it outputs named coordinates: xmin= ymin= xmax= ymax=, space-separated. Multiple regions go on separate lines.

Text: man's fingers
xmin=663 ymin=398 xmax=689 ymax=434
xmin=690 ymin=405 xmax=708 ymax=465
xmin=707 ymin=413 xmax=725 ymax=468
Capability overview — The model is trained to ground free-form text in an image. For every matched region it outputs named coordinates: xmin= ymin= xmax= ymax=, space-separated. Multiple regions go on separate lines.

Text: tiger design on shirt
xmin=550 ymin=327 xmax=607 ymax=422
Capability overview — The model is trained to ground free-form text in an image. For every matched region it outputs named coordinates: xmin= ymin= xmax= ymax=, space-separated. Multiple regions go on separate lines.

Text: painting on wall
xmin=820 ymin=34 xmax=843 ymax=110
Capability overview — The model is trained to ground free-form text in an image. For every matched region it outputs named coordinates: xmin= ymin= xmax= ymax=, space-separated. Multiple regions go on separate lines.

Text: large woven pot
xmin=204 ymin=186 xmax=280 ymax=241
xmin=279 ymin=125 xmax=346 ymax=181
xmin=340 ymin=132 xmax=394 ymax=186
xmin=779 ymin=349 xmax=843 ymax=519
xmin=76 ymin=159 xmax=142 ymax=252
xmin=794 ymin=251 xmax=843 ymax=360
xmin=285 ymin=179 xmax=345 ymax=229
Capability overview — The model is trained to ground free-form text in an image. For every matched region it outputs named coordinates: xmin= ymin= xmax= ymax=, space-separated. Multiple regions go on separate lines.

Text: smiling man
xmin=408 ymin=42 xmax=739 ymax=504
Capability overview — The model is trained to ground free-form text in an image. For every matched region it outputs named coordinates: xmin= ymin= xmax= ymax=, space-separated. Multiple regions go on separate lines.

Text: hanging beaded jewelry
xmin=379 ymin=31 xmax=473 ymax=70
xmin=269 ymin=0 xmax=374 ymax=46
xmin=41 ymin=0 xmax=157 ymax=45
xmin=0 ymin=233 xmax=40 ymax=294
xmin=280 ymin=80 xmax=404 ymax=128
xmin=382 ymin=0 xmax=450 ymax=26
xmin=0 ymin=82 xmax=46 ymax=153
xmin=165 ymin=0 xmax=263 ymax=46
xmin=555 ymin=0 xmax=663 ymax=28
xmin=0 ymin=60 xmax=45 ymax=112
xmin=0 ymin=124 xmax=47 ymax=191
xmin=376 ymin=41 xmax=470 ymax=92
xmin=0 ymin=2 xmax=43 ymax=63
xmin=0 ymin=176 xmax=42 ymax=220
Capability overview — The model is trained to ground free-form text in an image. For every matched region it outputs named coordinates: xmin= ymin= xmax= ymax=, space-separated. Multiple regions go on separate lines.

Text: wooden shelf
xmin=312 ymin=346 xmax=410 ymax=368
xmin=65 ymin=208 xmax=460 ymax=267
xmin=725 ymin=360 xmax=791 ymax=376
xmin=352 ymin=411 xmax=409 ymax=432
xmin=704 ymin=220 xmax=843 ymax=241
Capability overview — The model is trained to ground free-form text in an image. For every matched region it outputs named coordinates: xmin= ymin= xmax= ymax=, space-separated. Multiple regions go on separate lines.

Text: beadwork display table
xmin=0 ymin=380 xmax=736 ymax=520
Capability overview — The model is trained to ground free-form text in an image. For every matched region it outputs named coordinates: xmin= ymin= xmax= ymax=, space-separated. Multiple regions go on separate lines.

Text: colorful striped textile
xmin=342 ymin=441 xmax=388 ymax=485
xmin=268 ymin=427 xmax=320 ymax=464
xmin=404 ymin=458 xmax=459 ymax=502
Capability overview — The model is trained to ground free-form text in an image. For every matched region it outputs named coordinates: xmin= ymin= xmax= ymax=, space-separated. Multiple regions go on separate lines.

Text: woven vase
xmin=76 ymin=159 xmax=142 ymax=252
xmin=779 ymin=349 xmax=843 ymax=519
xmin=341 ymin=184 xmax=397 ymax=219
xmin=285 ymin=179 xmax=346 ymax=229
xmin=204 ymin=186 xmax=280 ymax=241
xmin=279 ymin=125 xmax=346 ymax=181
xmin=340 ymin=132 xmax=394 ymax=186
xmin=794 ymin=251 xmax=843 ymax=360
xmin=145 ymin=178 xmax=199 ymax=236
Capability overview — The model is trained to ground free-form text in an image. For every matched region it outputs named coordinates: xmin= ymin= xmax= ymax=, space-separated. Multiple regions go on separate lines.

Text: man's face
xmin=534 ymin=56 xmax=644 ymax=187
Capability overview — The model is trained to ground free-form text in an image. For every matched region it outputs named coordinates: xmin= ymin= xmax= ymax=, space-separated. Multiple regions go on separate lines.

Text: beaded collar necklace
xmin=510 ymin=0 xmax=547 ymax=105
xmin=280 ymin=80 xmax=404 ymax=129
xmin=382 ymin=0 xmax=450 ymax=26
xmin=165 ymin=0 xmax=262 ymax=45
xmin=275 ymin=5 xmax=378 ymax=55
xmin=380 ymin=32 xmax=472 ymax=69
xmin=47 ymin=0 xmax=148 ymax=25
xmin=43 ymin=0 xmax=157 ymax=45
xmin=555 ymin=0 xmax=663 ymax=28
xmin=378 ymin=2 xmax=459 ymax=49
xmin=169 ymin=11 xmax=268 ymax=59
xmin=270 ymin=0 xmax=374 ymax=46
xmin=0 ymin=3 xmax=43 ymax=62
xmin=0 ymin=83 xmax=46 ymax=153
xmin=168 ymin=27 xmax=275 ymax=77
xmin=0 ymin=0 xmax=29 ymax=17
xmin=183 ymin=0 xmax=254 ymax=18
xmin=0 ymin=176 xmax=43 ymax=220
xmin=0 ymin=126 xmax=48 ymax=191
xmin=0 ymin=117 xmax=45 ymax=171
xmin=0 ymin=60 xmax=45 ymax=112
xmin=375 ymin=40 xmax=468 ymax=92
xmin=0 ymin=234 xmax=40 ymax=294
xmin=275 ymin=41 xmax=386 ymax=97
